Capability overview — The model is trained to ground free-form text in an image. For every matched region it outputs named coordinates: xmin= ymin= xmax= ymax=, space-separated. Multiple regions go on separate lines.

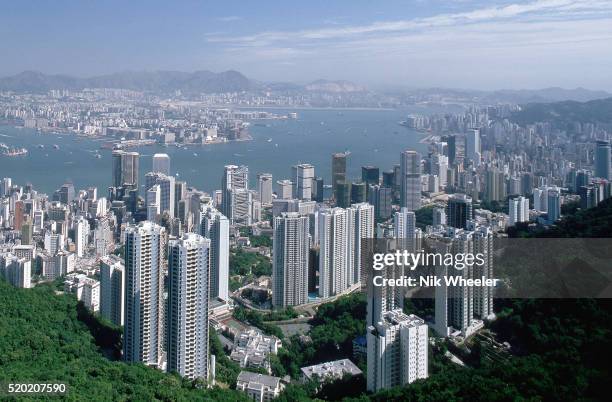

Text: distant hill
xmin=510 ymin=97 xmax=612 ymax=126
xmin=0 ymin=70 xmax=257 ymax=94
xmin=485 ymin=87 xmax=611 ymax=103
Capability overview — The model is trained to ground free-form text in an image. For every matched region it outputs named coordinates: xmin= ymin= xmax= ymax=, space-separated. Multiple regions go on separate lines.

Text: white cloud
xmin=208 ymin=0 xmax=612 ymax=89
xmin=208 ymin=0 xmax=612 ymax=45
xmin=217 ymin=16 xmax=243 ymax=22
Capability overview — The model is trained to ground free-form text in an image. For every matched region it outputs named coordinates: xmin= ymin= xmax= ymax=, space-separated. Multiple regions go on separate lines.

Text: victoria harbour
xmin=0 ymin=107 xmax=439 ymax=194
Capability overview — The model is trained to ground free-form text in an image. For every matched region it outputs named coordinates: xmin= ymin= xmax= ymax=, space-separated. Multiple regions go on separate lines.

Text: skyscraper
xmin=465 ymin=128 xmax=481 ymax=164
xmin=1 ymin=177 xmax=11 ymax=196
xmin=152 ymin=153 xmax=171 ymax=176
xmin=485 ymin=168 xmax=506 ymax=202
xmin=146 ymin=184 xmax=161 ymax=221
xmin=112 ymin=150 xmax=139 ymax=189
xmin=400 ymin=150 xmax=421 ymax=211
xmin=313 ymin=177 xmax=324 ymax=203
xmin=257 ymin=173 xmax=273 ymax=205
xmin=365 ymin=232 xmax=428 ymax=392
xmin=276 ymin=179 xmax=293 ymax=200
xmin=332 ymin=152 xmax=348 ymax=198
xmin=222 ymin=165 xmax=249 ymax=223
xmin=318 ymin=208 xmax=350 ymax=298
xmin=273 ymin=212 xmax=309 ymax=308
xmin=508 ymin=196 xmax=529 ymax=226
xmin=368 ymin=185 xmax=392 ymax=220
xmin=595 ymin=140 xmax=611 ymax=180
xmin=447 ymin=194 xmax=473 ymax=229
xmin=123 ymin=222 xmax=166 ymax=368
xmin=350 ymin=203 xmax=374 ymax=285
xmin=579 ymin=185 xmax=599 ymax=209
xmin=199 ymin=207 xmax=230 ymax=302
xmin=533 ymin=187 xmax=549 ymax=212
xmin=350 ymin=181 xmax=367 ymax=204
xmin=335 ymin=181 xmax=351 ymax=208
xmin=433 ymin=226 xmax=495 ymax=337
xmin=394 ymin=208 xmax=416 ymax=251
xmin=431 ymin=154 xmax=449 ymax=188
xmin=166 ymin=233 xmax=211 ymax=380
xmin=381 ymin=170 xmax=393 ymax=190
xmin=145 ymin=172 xmax=176 ymax=218
xmin=547 ymin=189 xmax=561 ymax=224
xmin=292 ymin=164 xmax=315 ymax=200
xmin=361 ymin=166 xmax=380 ymax=186
xmin=367 ymin=311 xmax=428 ymax=392
xmin=229 ymin=189 xmax=252 ymax=227
xmin=0 ymin=254 xmax=32 ymax=288
xmin=174 ymin=180 xmax=187 ymax=219
xmin=73 ymin=216 xmax=89 ymax=258
xmin=100 ymin=255 xmax=125 ymax=326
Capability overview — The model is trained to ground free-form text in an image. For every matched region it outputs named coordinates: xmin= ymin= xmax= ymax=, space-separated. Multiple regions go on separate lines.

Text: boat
xmin=53 ymin=144 xmax=60 ymax=149
xmin=266 ymin=138 xmax=272 ymax=142
xmin=95 ymin=154 xmax=102 ymax=159
xmin=38 ymin=144 xmax=44 ymax=148
xmin=193 ymin=153 xmax=198 ymax=157
xmin=1 ymin=147 xmax=28 ymax=157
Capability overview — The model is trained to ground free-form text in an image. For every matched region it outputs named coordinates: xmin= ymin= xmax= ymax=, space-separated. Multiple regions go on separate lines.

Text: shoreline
xmin=1 ymin=124 xmax=253 ymax=147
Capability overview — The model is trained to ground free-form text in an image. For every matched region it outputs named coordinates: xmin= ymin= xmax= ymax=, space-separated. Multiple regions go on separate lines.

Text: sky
xmin=1 ymin=0 xmax=612 ymax=90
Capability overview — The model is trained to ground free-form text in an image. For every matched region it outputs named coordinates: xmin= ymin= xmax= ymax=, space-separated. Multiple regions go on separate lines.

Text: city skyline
xmin=1 ymin=0 xmax=612 ymax=91
xmin=1 ymin=2 xmax=611 ymax=399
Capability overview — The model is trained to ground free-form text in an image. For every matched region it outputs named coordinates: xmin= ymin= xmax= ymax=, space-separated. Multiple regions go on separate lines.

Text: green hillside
xmin=511 ymin=97 xmax=612 ymax=126
xmin=0 ymin=281 xmax=247 ymax=401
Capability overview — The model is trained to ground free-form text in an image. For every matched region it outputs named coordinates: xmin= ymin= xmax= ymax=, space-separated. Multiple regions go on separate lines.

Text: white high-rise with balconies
xmin=272 ymin=212 xmax=309 ymax=307
xmin=367 ymin=310 xmax=429 ymax=392
xmin=508 ymin=196 xmax=529 ymax=226
xmin=0 ymin=253 xmax=31 ymax=288
xmin=199 ymin=206 xmax=230 ymax=302
xmin=432 ymin=226 xmax=495 ymax=338
xmin=394 ymin=207 xmax=417 ymax=252
xmin=100 ymin=255 xmax=125 ymax=326
xmin=349 ymin=202 xmax=374 ymax=285
xmin=123 ymin=221 xmax=166 ymax=368
xmin=73 ymin=216 xmax=89 ymax=258
xmin=166 ymin=233 xmax=211 ymax=380
xmin=318 ymin=207 xmax=350 ymax=298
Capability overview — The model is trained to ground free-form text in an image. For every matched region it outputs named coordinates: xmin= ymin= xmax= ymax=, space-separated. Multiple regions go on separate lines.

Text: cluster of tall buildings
xmin=3 ymin=99 xmax=612 ymax=397
xmin=0 ymin=151 xmax=235 ymax=384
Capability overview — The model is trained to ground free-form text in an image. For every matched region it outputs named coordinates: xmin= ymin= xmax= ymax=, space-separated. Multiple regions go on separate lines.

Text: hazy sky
xmin=2 ymin=0 xmax=612 ymax=90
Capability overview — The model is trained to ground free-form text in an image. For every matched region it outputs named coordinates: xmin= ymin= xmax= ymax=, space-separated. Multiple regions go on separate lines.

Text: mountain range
xmin=0 ymin=70 xmax=255 ymax=94
xmin=0 ymin=70 xmax=610 ymax=103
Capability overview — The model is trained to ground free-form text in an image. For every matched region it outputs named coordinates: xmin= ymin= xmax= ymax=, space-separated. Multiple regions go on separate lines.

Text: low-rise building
xmin=230 ymin=329 xmax=282 ymax=373
xmin=64 ymin=273 xmax=100 ymax=312
xmin=236 ymin=371 xmax=284 ymax=402
xmin=300 ymin=358 xmax=362 ymax=383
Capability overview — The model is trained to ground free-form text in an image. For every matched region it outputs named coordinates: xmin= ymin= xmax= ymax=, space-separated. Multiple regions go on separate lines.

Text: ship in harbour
xmin=0 ymin=143 xmax=28 ymax=156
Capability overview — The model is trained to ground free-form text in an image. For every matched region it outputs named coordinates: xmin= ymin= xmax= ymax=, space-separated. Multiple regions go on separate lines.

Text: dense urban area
xmin=1 ymin=79 xmax=611 ymax=401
